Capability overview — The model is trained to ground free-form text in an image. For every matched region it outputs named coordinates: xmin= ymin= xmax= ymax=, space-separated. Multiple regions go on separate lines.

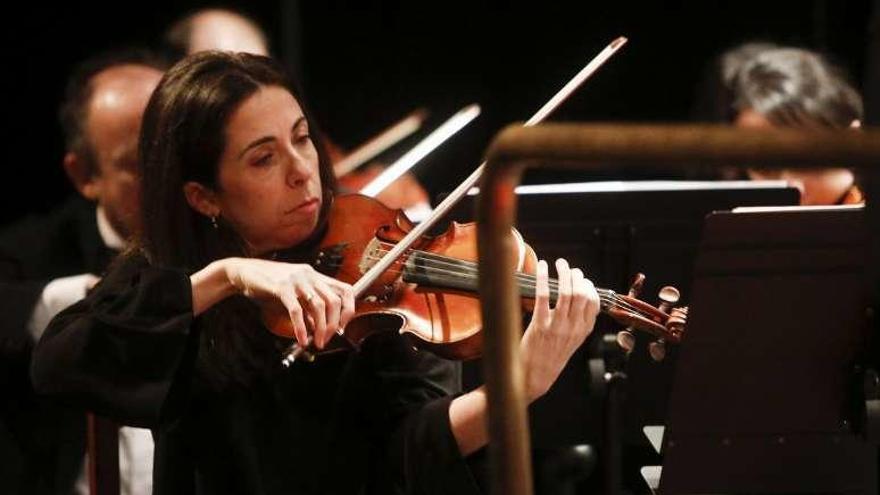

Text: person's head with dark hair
xmin=728 ymin=47 xmax=865 ymax=204
xmin=731 ymin=47 xmax=863 ymax=129
xmin=162 ymin=8 xmax=269 ymax=63
xmin=139 ymin=50 xmax=334 ymax=270
xmin=59 ymin=48 xmax=165 ymax=238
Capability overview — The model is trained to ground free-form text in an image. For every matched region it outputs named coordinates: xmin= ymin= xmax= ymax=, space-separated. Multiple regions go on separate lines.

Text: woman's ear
xmin=183 ymin=181 xmax=220 ymax=218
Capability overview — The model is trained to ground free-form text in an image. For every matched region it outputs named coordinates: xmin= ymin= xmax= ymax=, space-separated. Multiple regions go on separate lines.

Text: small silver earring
xmin=210 ymin=215 xmax=219 ymax=229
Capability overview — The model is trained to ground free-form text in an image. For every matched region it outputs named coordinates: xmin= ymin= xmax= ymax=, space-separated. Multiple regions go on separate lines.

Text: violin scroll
xmin=614 ymin=272 xmax=644 ymax=354
xmin=606 ymin=273 xmax=688 ymax=361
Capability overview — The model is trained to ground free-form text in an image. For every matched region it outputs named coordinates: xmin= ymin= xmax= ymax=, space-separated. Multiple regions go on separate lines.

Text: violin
xmin=265 ymin=36 xmax=683 ymax=364
xmin=263 ymin=194 xmax=687 ymax=362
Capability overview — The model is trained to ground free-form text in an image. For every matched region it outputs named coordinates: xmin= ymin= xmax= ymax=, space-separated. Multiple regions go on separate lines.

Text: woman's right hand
xmin=221 ymin=258 xmax=355 ymax=349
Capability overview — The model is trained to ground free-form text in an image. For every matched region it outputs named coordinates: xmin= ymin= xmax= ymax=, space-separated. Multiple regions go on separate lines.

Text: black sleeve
xmin=389 ymin=394 xmax=481 ymax=495
xmin=354 ymin=334 xmax=481 ymax=495
xmin=30 ymin=256 xmax=199 ymax=428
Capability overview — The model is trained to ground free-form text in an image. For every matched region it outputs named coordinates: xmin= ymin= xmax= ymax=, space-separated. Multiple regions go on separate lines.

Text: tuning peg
xmin=657 ymin=286 xmax=680 ymax=314
xmin=648 ymin=340 xmax=666 ymax=362
xmin=628 ymin=273 xmax=646 ymax=298
xmin=667 ymin=307 xmax=688 ymax=338
xmin=616 ymin=330 xmax=636 ymax=354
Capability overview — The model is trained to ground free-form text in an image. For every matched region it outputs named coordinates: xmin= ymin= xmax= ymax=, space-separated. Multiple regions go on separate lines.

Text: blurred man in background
xmin=0 ymin=49 xmax=164 ymax=495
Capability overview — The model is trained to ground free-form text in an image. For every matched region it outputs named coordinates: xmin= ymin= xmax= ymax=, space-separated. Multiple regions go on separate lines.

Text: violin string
xmin=373 ymin=240 xmax=621 ymax=295
xmin=317 ymin=242 xmax=652 ymax=317
xmin=318 ymin=244 xmax=647 ymax=316
xmin=397 ymin=248 xmax=606 ymax=293
xmin=354 ymin=241 xmax=595 ymax=301
xmin=324 ymin=247 xmax=566 ymax=292
xmin=323 ymin=254 xmax=647 ymax=317
xmin=371 ymin=241 xmax=589 ymax=292
xmin=363 ymin=246 xmax=649 ymax=316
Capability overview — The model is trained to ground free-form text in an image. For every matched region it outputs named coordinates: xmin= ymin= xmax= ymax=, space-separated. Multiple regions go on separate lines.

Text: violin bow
xmin=359 ymin=104 xmax=481 ymax=198
xmin=333 ymin=108 xmax=429 ymax=177
xmin=284 ymin=36 xmax=628 ymax=364
xmin=353 ymin=36 xmax=628 ymax=297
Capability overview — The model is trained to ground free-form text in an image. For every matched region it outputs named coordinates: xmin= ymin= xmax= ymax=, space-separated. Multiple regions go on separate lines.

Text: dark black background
xmin=0 ymin=0 xmax=873 ymax=225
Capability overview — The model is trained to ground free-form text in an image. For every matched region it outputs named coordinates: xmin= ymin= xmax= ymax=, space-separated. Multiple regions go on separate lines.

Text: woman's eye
xmin=295 ymin=133 xmax=311 ymax=144
xmin=254 ymin=153 xmax=273 ymax=166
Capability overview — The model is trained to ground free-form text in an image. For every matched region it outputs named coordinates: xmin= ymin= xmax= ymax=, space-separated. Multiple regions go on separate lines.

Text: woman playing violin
xmin=31 ymin=51 xmax=600 ymax=494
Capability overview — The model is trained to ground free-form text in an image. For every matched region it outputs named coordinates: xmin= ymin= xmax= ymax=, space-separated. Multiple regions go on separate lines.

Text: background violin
xmin=337 ymin=164 xmax=430 ymax=212
xmin=328 ymin=109 xmax=433 ymax=212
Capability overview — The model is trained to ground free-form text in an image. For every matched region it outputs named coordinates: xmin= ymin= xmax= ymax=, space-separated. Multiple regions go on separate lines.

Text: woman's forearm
xmin=189 ymin=259 xmax=237 ymax=316
xmin=448 ymin=386 xmax=491 ymax=456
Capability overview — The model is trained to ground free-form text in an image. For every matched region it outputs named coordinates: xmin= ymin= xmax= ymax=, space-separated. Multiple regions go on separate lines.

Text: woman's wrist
xmin=448 ymin=386 xmax=490 ymax=456
xmin=524 ymin=366 xmax=552 ymax=403
xmin=190 ymin=258 xmax=239 ymax=316
xmin=220 ymin=258 xmax=245 ymax=294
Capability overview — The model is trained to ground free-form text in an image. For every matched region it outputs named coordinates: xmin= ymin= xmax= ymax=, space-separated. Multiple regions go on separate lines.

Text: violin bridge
xmin=358 ymin=237 xmax=384 ymax=275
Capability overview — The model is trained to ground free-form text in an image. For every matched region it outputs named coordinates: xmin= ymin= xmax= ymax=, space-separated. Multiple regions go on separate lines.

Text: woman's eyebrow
xmin=237 ymin=117 xmax=307 ymax=159
xmin=237 ymin=136 xmax=275 ymax=159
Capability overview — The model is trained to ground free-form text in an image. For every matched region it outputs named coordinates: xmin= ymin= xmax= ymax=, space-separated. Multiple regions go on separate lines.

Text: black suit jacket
xmin=0 ymin=196 xmax=116 ymax=495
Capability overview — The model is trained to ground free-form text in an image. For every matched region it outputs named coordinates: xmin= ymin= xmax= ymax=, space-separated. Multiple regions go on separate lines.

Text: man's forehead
xmin=89 ymin=64 xmax=162 ymax=108
xmin=92 ymin=63 xmax=162 ymax=86
xmin=86 ymin=64 xmax=161 ymax=153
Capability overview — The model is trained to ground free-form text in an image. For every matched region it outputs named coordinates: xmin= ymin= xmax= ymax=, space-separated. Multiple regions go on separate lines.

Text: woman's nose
xmin=285 ymin=154 xmax=311 ymax=187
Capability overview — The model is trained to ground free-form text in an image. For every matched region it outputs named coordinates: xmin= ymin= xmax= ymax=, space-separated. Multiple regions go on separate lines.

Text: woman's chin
xmin=251 ymin=215 xmax=321 ymax=254
xmin=279 ymin=222 xmax=319 ymax=249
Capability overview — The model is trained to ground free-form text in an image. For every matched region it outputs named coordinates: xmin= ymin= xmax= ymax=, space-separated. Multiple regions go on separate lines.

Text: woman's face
xmin=214 ymin=85 xmax=322 ymax=254
xmin=735 ymin=107 xmax=857 ymax=205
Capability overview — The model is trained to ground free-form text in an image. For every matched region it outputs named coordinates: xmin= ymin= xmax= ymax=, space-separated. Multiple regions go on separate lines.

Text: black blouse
xmin=31 ymin=255 xmax=480 ymax=495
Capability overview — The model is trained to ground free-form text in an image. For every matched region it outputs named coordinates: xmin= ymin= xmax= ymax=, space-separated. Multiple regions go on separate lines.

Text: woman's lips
xmin=287 ymin=198 xmax=319 ymax=214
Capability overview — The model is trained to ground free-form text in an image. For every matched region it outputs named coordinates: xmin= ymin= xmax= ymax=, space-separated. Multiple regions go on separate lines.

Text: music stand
xmin=449 ymin=180 xmax=798 ymax=442
xmin=657 ymin=205 xmax=876 ymax=494
xmin=451 ymin=180 xmax=798 ymax=493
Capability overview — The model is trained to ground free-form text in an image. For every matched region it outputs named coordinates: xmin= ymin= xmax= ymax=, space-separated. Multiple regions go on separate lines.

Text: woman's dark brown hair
xmin=137 ymin=51 xmax=337 ymax=389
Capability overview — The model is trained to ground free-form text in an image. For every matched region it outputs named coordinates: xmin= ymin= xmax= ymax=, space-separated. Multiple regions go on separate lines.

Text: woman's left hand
xmin=519 ymin=258 xmax=600 ymax=402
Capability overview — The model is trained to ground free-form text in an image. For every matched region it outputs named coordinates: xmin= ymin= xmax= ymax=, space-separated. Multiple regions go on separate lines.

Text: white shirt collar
xmin=96 ymin=206 xmax=126 ymax=250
